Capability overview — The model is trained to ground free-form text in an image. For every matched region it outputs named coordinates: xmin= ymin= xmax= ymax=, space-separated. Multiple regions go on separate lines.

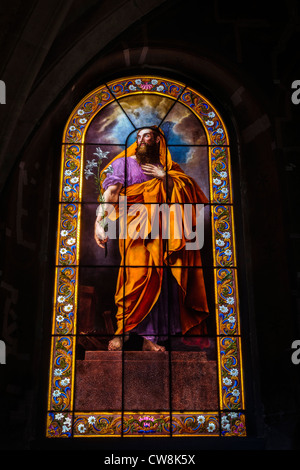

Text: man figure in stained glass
xmin=94 ymin=126 xmax=209 ymax=351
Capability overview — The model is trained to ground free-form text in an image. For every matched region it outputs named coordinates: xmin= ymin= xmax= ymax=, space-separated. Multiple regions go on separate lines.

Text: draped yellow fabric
xmin=100 ymin=128 xmax=209 ymax=336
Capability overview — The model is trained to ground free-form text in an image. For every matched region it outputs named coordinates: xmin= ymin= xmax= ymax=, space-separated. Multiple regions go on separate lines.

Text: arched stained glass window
xmin=47 ymin=76 xmax=246 ymax=438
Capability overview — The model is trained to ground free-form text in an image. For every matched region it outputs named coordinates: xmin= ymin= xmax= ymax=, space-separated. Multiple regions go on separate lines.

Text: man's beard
xmin=135 ymin=142 xmax=160 ymax=165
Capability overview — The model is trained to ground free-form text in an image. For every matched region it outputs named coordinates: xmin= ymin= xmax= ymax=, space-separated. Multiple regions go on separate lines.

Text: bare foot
xmin=142 ymin=338 xmax=166 ymax=352
xmin=108 ymin=335 xmax=129 ymax=351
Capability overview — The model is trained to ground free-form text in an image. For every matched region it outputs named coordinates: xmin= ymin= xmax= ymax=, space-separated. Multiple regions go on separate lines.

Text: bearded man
xmin=94 ymin=126 xmax=209 ymax=351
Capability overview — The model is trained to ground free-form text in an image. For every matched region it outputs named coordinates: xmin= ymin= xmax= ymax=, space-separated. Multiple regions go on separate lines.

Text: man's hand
xmin=94 ymin=182 xmax=122 ymax=249
xmin=94 ymin=220 xmax=108 ymax=249
xmin=141 ymin=163 xmax=174 ymax=198
xmin=141 ymin=163 xmax=165 ymax=179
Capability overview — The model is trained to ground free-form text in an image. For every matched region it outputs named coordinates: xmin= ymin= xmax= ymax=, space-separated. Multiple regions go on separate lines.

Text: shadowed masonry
xmin=97 ymin=196 xmax=205 ymax=250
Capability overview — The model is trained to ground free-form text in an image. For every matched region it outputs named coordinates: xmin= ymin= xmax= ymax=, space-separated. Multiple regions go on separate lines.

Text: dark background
xmin=0 ymin=0 xmax=299 ymax=451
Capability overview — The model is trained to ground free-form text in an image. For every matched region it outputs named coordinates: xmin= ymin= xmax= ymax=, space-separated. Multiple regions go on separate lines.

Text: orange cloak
xmin=100 ymin=129 xmax=209 ymax=336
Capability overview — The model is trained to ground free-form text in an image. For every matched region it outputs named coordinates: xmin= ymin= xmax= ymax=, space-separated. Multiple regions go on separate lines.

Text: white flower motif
xmin=62 ymin=425 xmax=71 ymax=433
xmin=232 ymin=389 xmax=240 ymax=397
xmin=207 ymin=422 xmax=216 ymax=432
xmin=69 ymin=126 xmax=76 ymax=131
xmin=228 ymin=316 xmax=236 ymax=323
xmin=208 ymin=112 xmax=215 ymax=118
xmin=216 ymin=239 xmax=225 ymax=247
xmin=197 ymin=415 xmax=205 ymax=424
xmin=221 ymin=187 xmax=229 ymax=195
xmin=88 ymin=416 xmax=96 ymax=425
xmin=61 ymin=377 xmax=70 ymax=386
xmin=151 ymin=79 xmax=158 ymax=85
xmin=220 ymin=171 xmax=228 ymax=178
xmin=60 ymin=230 xmax=68 ymax=237
xmin=222 ymin=423 xmax=231 ymax=431
xmin=70 ymin=177 xmax=79 ymax=184
xmin=156 ymin=85 xmax=164 ymax=91
xmin=205 ymin=120 xmax=214 ymax=126
xmin=84 ymin=168 xmax=94 ymax=179
xmin=229 ymin=412 xmax=238 ymax=418
xmin=53 ymin=389 xmax=61 ymax=397
xmin=93 ymin=147 xmax=109 ymax=159
xmin=54 ymin=368 xmax=63 ymax=376
xmin=66 ymin=238 xmax=76 ymax=246
xmin=222 ymin=232 xmax=231 ymax=239
xmin=229 ymin=368 xmax=239 ymax=377
xmin=86 ymin=159 xmax=98 ymax=168
xmin=64 ymin=417 xmax=72 ymax=426
xmin=135 ymin=79 xmax=142 ymax=85
xmin=78 ymin=423 xmax=86 ymax=433
xmin=78 ymin=109 xmax=84 ymax=115
xmin=224 ymin=249 xmax=232 ymax=256
xmin=64 ymin=186 xmax=71 ymax=192
xmin=213 ymin=178 xmax=221 ymax=185
xmin=63 ymin=304 xmax=73 ymax=312
xmin=226 ymin=297 xmax=235 ymax=305
xmin=57 ymin=295 xmax=66 ymax=303
xmin=129 ymin=84 xmax=136 ymax=91
xmin=55 ymin=413 xmax=64 ymax=421
xmin=219 ymin=305 xmax=228 ymax=313
xmin=79 ymin=118 xmax=87 ymax=124
xmin=216 ymin=128 xmax=224 ymax=134
xmin=60 ymin=248 xmax=67 ymax=255
xmin=223 ymin=377 xmax=232 ymax=386
xmin=65 ymin=170 xmax=72 ymax=176
xmin=56 ymin=315 xmax=64 ymax=323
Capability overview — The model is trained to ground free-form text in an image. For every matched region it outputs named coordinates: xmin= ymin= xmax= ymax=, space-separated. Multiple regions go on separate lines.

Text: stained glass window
xmin=46 ymin=76 xmax=246 ymax=438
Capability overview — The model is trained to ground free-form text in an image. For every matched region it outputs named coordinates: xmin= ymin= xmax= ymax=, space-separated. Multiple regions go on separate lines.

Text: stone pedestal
xmin=75 ymin=351 xmax=122 ymax=410
xmin=75 ymin=350 xmax=218 ymax=411
xmin=171 ymin=351 xmax=218 ymax=409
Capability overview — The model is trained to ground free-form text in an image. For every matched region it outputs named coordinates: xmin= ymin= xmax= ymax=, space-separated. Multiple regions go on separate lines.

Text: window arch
xmin=47 ymin=76 xmax=246 ymax=438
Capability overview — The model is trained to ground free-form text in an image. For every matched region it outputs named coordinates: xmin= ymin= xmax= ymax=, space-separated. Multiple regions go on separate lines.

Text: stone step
xmin=75 ymin=351 xmax=218 ymax=411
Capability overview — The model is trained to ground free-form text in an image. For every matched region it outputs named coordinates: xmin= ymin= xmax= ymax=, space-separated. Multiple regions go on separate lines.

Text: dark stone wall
xmin=0 ymin=0 xmax=299 ymax=450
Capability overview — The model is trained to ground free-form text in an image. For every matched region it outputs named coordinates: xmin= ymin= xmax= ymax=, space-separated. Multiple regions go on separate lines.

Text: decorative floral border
xmin=56 ymin=204 xmax=79 ymax=267
xmin=179 ymin=89 xmax=229 ymax=146
xmin=210 ymin=147 xmax=232 ymax=204
xmin=47 ymin=76 xmax=246 ymax=438
xmin=106 ymin=77 xmax=185 ymax=100
xmin=221 ymin=412 xmax=246 ymax=437
xmin=71 ymin=412 xmax=220 ymax=437
xmin=64 ymin=87 xmax=114 ymax=144
xmin=47 ymin=411 xmax=73 ymax=438
xmin=47 ymin=411 xmax=246 ymax=438
xmin=218 ymin=337 xmax=244 ymax=410
xmin=60 ymin=145 xmax=82 ymax=202
xmin=47 ymin=411 xmax=246 ymax=437
xmin=48 ymin=336 xmax=74 ymax=412
xmin=52 ymin=267 xmax=77 ymax=335
xmin=216 ymin=268 xmax=240 ymax=335
xmin=212 ymin=205 xmax=236 ymax=267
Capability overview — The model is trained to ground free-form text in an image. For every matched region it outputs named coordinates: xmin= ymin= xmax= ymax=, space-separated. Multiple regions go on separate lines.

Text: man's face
xmin=137 ymin=129 xmax=158 ymax=147
xmin=136 ymin=129 xmax=160 ymax=164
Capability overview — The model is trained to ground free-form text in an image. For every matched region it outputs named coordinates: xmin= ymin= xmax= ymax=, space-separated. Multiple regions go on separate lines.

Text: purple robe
xmin=102 ymin=156 xmax=153 ymax=190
